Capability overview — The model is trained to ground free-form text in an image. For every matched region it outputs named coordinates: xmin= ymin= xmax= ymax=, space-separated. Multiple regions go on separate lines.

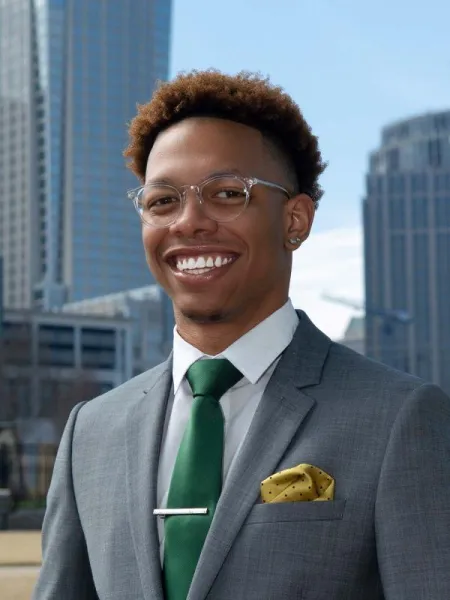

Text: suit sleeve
xmin=32 ymin=402 xmax=99 ymax=600
xmin=375 ymin=383 xmax=450 ymax=599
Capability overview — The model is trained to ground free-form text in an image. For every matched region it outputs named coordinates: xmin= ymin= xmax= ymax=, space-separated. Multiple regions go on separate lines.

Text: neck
xmin=174 ymin=299 xmax=288 ymax=355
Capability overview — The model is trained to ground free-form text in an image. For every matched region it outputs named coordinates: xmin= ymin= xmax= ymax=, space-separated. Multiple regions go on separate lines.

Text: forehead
xmin=145 ymin=117 xmax=271 ymax=183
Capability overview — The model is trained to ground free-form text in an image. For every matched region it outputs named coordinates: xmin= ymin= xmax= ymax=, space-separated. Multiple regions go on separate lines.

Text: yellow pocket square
xmin=261 ymin=463 xmax=335 ymax=503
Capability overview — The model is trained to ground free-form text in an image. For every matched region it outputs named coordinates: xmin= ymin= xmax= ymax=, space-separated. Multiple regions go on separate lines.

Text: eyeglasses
xmin=127 ymin=173 xmax=291 ymax=228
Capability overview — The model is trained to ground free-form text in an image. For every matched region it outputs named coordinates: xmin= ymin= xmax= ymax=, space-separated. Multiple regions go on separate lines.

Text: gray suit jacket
xmin=33 ymin=311 xmax=450 ymax=600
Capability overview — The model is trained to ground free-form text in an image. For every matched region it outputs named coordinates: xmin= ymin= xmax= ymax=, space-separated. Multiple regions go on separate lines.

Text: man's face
xmin=142 ymin=117 xmax=312 ymax=326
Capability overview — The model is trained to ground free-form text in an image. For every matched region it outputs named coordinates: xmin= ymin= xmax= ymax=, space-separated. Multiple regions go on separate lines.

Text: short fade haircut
xmin=124 ymin=70 xmax=327 ymax=207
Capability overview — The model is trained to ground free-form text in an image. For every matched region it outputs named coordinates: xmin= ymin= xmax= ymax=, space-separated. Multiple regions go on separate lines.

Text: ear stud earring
xmin=288 ymin=237 xmax=302 ymax=245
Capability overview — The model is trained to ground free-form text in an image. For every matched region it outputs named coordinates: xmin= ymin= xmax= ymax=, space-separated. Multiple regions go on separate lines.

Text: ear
xmin=284 ymin=194 xmax=315 ymax=249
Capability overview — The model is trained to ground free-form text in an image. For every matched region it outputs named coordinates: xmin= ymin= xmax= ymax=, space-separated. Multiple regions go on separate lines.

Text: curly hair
xmin=124 ymin=70 xmax=327 ymax=207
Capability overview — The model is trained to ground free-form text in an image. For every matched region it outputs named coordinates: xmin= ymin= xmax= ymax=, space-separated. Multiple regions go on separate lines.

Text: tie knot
xmin=186 ymin=358 xmax=243 ymax=400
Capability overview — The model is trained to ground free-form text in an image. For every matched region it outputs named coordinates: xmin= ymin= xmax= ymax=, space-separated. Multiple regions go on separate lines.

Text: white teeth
xmin=196 ymin=256 xmax=206 ymax=268
xmin=186 ymin=267 xmax=210 ymax=275
xmin=175 ymin=255 xmax=234 ymax=272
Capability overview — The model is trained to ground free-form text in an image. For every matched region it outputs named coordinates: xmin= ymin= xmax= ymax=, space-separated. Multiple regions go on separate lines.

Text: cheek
xmin=247 ymin=209 xmax=285 ymax=255
xmin=142 ymin=230 xmax=163 ymax=269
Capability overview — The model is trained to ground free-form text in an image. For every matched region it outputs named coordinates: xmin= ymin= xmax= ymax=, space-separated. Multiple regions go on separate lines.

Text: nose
xmin=169 ymin=186 xmax=218 ymax=236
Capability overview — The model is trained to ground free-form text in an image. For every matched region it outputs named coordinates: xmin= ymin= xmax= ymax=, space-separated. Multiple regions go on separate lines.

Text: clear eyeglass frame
xmin=127 ymin=173 xmax=291 ymax=228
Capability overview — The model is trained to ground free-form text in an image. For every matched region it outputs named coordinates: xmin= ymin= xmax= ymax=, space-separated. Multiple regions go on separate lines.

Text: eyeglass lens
xmin=136 ymin=176 xmax=249 ymax=227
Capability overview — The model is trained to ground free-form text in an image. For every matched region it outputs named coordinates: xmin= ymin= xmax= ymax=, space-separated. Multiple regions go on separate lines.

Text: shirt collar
xmin=172 ymin=299 xmax=299 ymax=392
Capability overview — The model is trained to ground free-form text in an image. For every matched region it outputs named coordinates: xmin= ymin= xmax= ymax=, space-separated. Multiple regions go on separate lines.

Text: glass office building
xmin=0 ymin=0 xmax=171 ymax=310
xmin=364 ymin=111 xmax=450 ymax=394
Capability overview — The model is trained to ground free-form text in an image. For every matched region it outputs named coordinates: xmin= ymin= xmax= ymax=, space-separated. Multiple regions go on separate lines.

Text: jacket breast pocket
xmin=245 ymin=499 xmax=346 ymax=524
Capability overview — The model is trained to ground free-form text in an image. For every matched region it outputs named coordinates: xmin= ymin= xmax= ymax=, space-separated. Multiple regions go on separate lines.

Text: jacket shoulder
xmin=75 ymin=357 xmax=172 ymax=421
xmin=326 ymin=341 xmax=424 ymax=394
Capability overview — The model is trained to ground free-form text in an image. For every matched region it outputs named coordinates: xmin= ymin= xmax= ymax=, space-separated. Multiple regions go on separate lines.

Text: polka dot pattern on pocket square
xmin=260 ymin=463 xmax=335 ymax=503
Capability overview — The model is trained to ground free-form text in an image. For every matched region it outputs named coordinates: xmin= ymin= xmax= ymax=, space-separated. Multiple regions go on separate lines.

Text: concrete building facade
xmin=0 ymin=308 xmax=133 ymax=424
xmin=62 ymin=285 xmax=174 ymax=375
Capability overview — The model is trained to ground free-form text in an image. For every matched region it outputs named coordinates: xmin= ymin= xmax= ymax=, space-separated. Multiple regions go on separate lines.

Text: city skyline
xmin=1 ymin=0 xmax=449 ymax=341
xmin=0 ymin=0 xmax=171 ymax=311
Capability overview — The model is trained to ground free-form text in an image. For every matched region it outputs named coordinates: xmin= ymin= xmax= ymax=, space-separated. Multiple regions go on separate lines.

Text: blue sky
xmin=169 ymin=0 xmax=450 ymax=337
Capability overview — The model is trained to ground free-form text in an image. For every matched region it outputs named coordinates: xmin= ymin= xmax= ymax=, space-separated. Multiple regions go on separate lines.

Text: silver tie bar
xmin=153 ymin=508 xmax=208 ymax=518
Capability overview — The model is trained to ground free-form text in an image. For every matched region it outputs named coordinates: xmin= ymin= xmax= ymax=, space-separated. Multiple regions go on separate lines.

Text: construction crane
xmin=322 ymin=294 xmax=413 ymax=335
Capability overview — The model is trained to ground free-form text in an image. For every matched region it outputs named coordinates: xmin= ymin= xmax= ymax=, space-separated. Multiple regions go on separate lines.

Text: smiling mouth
xmin=170 ymin=254 xmax=238 ymax=275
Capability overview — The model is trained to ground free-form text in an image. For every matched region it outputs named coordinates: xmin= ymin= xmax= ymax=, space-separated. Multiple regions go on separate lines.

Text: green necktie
xmin=163 ymin=358 xmax=243 ymax=600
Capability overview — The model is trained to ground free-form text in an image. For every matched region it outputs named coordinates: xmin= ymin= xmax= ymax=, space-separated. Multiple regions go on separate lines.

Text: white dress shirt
xmin=156 ymin=299 xmax=299 ymax=558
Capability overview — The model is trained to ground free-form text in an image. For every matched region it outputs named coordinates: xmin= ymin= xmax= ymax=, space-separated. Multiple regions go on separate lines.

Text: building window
xmin=436 ymin=233 xmax=450 ymax=354
xmin=81 ymin=327 xmax=116 ymax=370
xmin=412 ymin=197 xmax=428 ymax=228
xmin=411 ymin=173 xmax=427 ymax=193
xmin=435 ymin=173 xmax=445 ymax=192
xmin=81 ymin=349 xmax=116 ymax=370
xmin=434 ymin=197 xmax=450 ymax=228
xmin=388 ymin=174 xmax=405 ymax=194
xmin=38 ymin=324 xmax=75 ymax=367
xmin=388 ymin=197 xmax=405 ymax=229
xmin=412 ymin=233 xmax=430 ymax=347
xmin=428 ymin=139 xmax=442 ymax=167
xmin=386 ymin=148 xmax=399 ymax=171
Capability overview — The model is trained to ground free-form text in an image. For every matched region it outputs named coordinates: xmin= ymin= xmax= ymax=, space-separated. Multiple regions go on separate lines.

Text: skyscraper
xmin=364 ymin=111 xmax=450 ymax=394
xmin=0 ymin=0 xmax=171 ymax=310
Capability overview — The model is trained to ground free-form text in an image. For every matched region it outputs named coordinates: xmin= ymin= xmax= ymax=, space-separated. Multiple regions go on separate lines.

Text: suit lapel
xmin=125 ymin=357 xmax=173 ymax=600
xmin=188 ymin=312 xmax=331 ymax=600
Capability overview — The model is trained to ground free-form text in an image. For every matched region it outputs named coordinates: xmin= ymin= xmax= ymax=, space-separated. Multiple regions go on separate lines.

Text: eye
xmin=203 ymin=176 xmax=248 ymax=204
xmin=148 ymin=196 xmax=178 ymax=208
xmin=139 ymin=187 xmax=180 ymax=212
xmin=215 ymin=188 xmax=247 ymax=199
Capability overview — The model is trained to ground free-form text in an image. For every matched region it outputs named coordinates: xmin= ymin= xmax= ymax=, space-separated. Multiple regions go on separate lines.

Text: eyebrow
xmin=145 ymin=168 xmax=246 ymax=186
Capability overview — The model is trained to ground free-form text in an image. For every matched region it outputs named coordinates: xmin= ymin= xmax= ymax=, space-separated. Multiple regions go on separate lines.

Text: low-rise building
xmin=0 ymin=309 xmax=133 ymax=497
xmin=62 ymin=285 xmax=174 ymax=376
xmin=0 ymin=309 xmax=133 ymax=425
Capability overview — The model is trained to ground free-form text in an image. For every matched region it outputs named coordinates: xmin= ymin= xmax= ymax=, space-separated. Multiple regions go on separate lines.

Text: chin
xmin=174 ymin=297 xmax=231 ymax=324
xmin=181 ymin=308 xmax=228 ymax=325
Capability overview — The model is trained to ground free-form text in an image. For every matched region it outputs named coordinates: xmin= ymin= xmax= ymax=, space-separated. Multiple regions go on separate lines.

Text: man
xmin=34 ymin=71 xmax=450 ymax=600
